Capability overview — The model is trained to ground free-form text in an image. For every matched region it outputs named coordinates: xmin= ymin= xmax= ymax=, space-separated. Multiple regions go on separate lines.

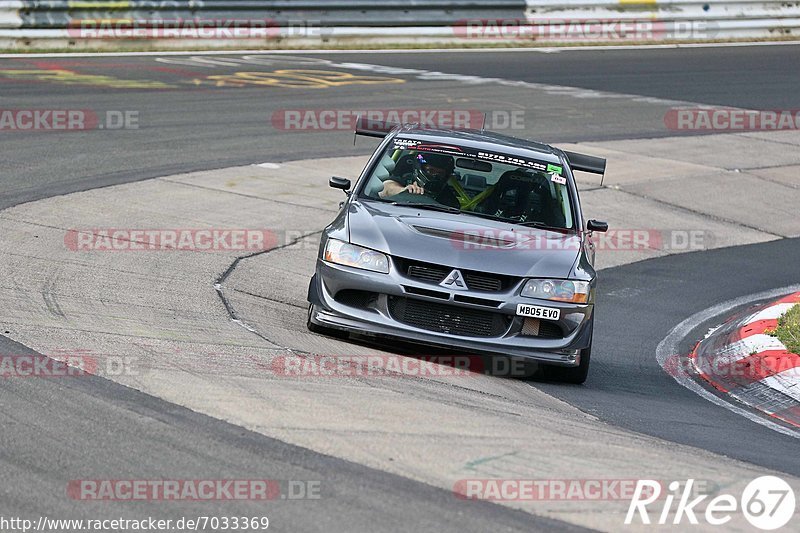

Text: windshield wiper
xmin=460 ymin=211 xmax=510 ymax=223
xmin=462 ymin=211 xmax=569 ymax=231
xmin=516 ymin=220 xmax=570 ymax=232
xmin=390 ymin=202 xmax=463 ymax=214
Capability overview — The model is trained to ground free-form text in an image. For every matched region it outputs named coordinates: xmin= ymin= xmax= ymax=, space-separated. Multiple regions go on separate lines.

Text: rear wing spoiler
xmin=564 ymin=150 xmax=607 ymax=185
xmin=353 ymin=114 xmax=487 ymax=140
xmin=354 ymin=116 xmax=398 ymax=140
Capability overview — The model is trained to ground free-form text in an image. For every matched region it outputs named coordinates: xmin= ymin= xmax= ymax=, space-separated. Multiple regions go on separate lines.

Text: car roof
xmin=392 ymin=125 xmax=563 ymax=165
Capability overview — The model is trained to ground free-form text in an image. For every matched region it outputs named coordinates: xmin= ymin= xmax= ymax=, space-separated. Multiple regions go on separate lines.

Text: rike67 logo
xmin=626 ymin=476 xmax=795 ymax=530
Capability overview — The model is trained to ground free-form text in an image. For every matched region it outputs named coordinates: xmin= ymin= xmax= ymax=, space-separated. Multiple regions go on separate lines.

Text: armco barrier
xmin=0 ymin=0 xmax=798 ymax=48
xmin=0 ymin=1 xmax=22 ymax=29
xmin=523 ymin=0 xmax=800 ymax=40
xmin=13 ymin=0 xmax=528 ymax=28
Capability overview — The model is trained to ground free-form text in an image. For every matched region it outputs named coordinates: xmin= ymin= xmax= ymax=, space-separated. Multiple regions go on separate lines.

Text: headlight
xmin=324 ymin=239 xmax=389 ymax=274
xmin=521 ymin=279 xmax=590 ymax=304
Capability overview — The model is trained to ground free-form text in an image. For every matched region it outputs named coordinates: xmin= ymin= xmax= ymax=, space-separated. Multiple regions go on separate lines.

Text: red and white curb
xmin=691 ymin=292 xmax=800 ymax=428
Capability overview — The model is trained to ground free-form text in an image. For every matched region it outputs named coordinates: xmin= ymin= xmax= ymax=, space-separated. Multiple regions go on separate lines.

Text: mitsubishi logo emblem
xmin=441 ymin=269 xmax=468 ymax=290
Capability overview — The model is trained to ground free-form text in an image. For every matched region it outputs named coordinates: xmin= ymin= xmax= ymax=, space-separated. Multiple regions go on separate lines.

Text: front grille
xmin=388 ymin=296 xmax=511 ymax=338
xmin=453 ymin=294 xmax=502 ymax=307
xmin=403 ymin=286 xmax=449 ymax=300
xmin=407 ymin=264 xmax=447 ymax=283
xmin=463 ymin=273 xmax=502 ymax=292
xmin=334 ymin=290 xmax=377 ymax=309
xmin=398 ymin=258 xmax=514 ymax=293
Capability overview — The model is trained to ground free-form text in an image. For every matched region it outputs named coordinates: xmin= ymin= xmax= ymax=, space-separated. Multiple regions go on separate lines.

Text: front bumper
xmin=307 ymin=259 xmax=594 ymax=367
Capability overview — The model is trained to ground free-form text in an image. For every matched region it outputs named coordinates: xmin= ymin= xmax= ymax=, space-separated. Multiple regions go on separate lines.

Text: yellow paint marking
xmin=76 ymin=18 xmax=135 ymax=25
xmin=205 ymin=69 xmax=406 ymax=89
xmin=0 ymin=69 xmax=176 ymax=89
xmin=68 ymin=1 xmax=130 ymax=9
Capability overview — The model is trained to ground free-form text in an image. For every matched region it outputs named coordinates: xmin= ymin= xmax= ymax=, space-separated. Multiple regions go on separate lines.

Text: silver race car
xmin=307 ymin=120 xmax=608 ymax=383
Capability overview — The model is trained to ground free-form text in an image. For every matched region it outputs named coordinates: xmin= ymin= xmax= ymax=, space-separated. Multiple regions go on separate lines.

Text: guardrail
xmin=523 ymin=0 xmax=800 ymax=39
xmin=10 ymin=0 xmax=527 ymax=28
xmin=0 ymin=0 xmax=797 ymax=48
xmin=0 ymin=1 xmax=22 ymax=29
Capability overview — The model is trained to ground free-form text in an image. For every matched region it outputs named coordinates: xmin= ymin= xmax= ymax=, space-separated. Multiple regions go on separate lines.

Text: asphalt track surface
xmin=2 ymin=44 xmax=800 ymax=209
xmin=539 ymin=237 xmax=800 ymax=476
xmin=0 ymin=333 xmax=581 ymax=532
xmin=310 ymin=45 xmax=800 ymax=109
xmin=1 ymin=45 xmax=799 ymax=528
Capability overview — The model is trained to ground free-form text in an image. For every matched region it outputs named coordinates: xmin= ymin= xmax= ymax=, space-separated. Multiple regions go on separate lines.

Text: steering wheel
xmin=387 ymin=190 xmax=442 ymax=205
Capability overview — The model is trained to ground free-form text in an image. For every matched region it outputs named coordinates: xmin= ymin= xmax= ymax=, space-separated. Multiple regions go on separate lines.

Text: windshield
xmin=359 ymin=137 xmax=575 ymax=230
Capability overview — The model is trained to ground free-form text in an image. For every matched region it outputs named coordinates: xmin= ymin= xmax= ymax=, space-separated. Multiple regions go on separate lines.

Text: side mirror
xmin=329 ymin=176 xmax=351 ymax=194
xmin=587 ymin=220 xmax=609 ymax=233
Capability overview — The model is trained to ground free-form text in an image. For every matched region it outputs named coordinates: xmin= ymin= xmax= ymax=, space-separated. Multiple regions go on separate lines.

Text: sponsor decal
xmin=546 ymin=164 xmax=563 ymax=175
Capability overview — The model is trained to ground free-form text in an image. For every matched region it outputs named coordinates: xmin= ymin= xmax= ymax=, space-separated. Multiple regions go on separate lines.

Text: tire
xmin=306 ymin=303 xmax=348 ymax=339
xmin=544 ymin=345 xmax=591 ymax=384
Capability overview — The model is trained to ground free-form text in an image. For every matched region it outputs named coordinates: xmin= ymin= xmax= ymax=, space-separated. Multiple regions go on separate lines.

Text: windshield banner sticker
xmin=392 ymin=139 xmax=554 ymax=173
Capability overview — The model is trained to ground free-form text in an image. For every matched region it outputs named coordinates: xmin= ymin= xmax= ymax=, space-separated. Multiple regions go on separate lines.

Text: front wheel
xmin=545 ymin=346 xmax=591 ymax=384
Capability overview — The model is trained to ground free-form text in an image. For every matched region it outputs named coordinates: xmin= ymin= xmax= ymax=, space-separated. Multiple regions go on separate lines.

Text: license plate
xmin=516 ymin=304 xmax=560 ymax=321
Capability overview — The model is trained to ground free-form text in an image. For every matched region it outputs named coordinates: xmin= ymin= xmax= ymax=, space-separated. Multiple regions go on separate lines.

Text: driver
xmin=378 ymin=153 xmax=459 ymax=207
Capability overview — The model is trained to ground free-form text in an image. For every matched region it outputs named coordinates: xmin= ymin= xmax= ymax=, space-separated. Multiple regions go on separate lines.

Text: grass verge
xmin=770 ymin=304 xmax=800 ymax=354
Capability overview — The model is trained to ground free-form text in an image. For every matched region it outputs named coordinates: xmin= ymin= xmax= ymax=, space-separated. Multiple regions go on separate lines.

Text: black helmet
xmin=413 ymin=153 xmax=453 ymax=194
xmin=418 ymin=153 xmax=454 ymax=172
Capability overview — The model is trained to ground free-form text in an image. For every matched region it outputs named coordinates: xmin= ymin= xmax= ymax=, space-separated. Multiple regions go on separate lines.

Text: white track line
xmin=1 ymin=40 xmax=800 ymax=58
xmin=656 ymin=284 xmax=800 ymax=439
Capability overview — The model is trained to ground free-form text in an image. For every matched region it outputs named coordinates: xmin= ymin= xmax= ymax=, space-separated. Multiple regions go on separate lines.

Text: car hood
xmin=347 ymin=200 xmax=581 ymax=278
